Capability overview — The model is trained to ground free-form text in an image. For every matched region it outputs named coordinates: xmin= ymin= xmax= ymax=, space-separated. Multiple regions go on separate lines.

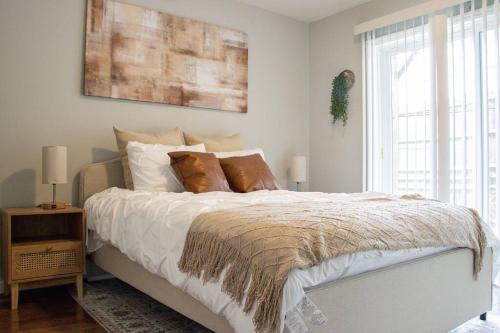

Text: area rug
xmin=72 ymin=279 xmax=211 ymax=333
xmin=73 ymin=279 xmax=500 ymax=333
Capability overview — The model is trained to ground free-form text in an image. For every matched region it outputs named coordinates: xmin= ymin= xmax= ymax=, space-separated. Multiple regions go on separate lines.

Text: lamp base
xmin=41 ymin=202 xmax=67 ymax=210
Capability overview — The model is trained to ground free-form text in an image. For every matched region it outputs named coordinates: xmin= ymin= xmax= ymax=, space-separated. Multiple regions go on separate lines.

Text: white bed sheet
xmin=85 ymin=188 xmax=450 ymax=333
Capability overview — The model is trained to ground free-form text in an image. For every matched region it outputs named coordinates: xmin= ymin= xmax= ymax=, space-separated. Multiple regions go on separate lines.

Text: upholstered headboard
xmin=78 ymin=158 xmax=125 ymax=207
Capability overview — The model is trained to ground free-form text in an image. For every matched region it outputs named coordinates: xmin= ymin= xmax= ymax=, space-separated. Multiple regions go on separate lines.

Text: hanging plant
xmin=330 ymin=70 xmax=355 ymax=126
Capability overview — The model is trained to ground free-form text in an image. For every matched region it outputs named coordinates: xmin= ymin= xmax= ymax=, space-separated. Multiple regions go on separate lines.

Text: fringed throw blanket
xmin=178 ymin=195 xmax=486 ymax=332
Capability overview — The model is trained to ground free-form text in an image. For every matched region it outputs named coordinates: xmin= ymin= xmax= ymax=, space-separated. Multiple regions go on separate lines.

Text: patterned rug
xmin=73 ymin=279 xmax=211 ymax=333
xmin=74 ymin=279 xmax=500 ymax=333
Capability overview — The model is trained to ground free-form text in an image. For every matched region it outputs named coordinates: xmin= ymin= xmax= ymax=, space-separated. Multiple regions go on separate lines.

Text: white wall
xmin=0 ymin=0 xmax=310 ymax=208
xmin=309 ymin=0 xmax=428 ymax=193
xmin=0 ymin=0 xmax=441 ymax=293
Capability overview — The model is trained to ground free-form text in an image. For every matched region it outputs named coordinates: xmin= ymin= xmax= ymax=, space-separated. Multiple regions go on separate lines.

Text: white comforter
xmin=85 ymin=188 xmax=451 ymax=333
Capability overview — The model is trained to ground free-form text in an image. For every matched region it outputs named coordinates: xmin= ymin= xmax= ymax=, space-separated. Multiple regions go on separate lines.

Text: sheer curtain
xmin=363 ymin=0 xmax=500 ymax=235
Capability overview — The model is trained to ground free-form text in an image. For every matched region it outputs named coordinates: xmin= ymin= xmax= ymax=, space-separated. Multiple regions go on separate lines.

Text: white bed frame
xmin=80 ymin=159 xmax=493 ymax=333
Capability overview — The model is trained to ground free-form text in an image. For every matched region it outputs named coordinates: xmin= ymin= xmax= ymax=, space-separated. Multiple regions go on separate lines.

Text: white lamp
xmin=290 ymin=155 xmax=307 ymax=191
xmin=42 ymin=146 xmax=67 ymax=209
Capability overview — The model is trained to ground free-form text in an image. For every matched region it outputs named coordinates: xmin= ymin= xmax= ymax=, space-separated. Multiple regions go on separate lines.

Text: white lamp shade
xmin=290 ymin=156 xmax=307 ymax=183
xmin=42 ymin=146 xmax=67 ymax=184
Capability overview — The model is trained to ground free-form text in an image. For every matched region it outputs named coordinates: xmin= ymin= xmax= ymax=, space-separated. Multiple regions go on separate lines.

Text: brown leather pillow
xmin=218 ymin=154 xmax=281 ymax=193
xmin=168 ymin=152 xmax=231 ymax=193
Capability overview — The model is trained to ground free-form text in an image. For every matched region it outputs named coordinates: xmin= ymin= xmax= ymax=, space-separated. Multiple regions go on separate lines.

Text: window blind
xmin=363 ymin=0 xmax=500 ymax=234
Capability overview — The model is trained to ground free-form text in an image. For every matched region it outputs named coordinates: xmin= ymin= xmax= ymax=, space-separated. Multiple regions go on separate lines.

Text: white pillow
xmin=127 ymin=141 xmax=206 ymax=192
xmin=214 ymin=148 xmax=265 ymax=160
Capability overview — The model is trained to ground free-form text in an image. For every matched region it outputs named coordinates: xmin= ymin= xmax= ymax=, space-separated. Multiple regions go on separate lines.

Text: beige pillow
xmin=184 ymin=133 xmax=241 ymax=152
xmin=113 ymin=127 xmax=185 ymax=190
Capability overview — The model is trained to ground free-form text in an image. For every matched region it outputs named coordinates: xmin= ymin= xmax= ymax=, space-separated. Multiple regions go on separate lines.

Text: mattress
xmin=85 ymin=188 xmax=451 ymax=333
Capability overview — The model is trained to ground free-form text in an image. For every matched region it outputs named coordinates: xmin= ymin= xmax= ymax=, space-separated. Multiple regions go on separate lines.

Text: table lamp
xmin=42 ymin=146 xmax=67 ymax=209
xmin=290 ymin=155 xmax=306 ymax=191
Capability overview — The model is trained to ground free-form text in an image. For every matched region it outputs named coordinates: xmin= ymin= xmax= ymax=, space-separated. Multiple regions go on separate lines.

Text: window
xmin=364 ymin=0 xmax=500 ymax=234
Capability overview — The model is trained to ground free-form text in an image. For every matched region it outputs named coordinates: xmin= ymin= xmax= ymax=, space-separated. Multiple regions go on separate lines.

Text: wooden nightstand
xmin=1 ymin=207 xmax=85 ymax=309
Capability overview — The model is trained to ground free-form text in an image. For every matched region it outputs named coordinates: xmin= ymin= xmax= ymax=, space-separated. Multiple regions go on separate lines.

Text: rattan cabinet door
xmin=11 ymin=241 xmax=83 ymax=281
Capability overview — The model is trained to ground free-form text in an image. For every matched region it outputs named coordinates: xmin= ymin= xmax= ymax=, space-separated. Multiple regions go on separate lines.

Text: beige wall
xmin=309 ymin=0 xmax=428 ymax=193
xmin=0 ymin=0 xmax=310 ymax=208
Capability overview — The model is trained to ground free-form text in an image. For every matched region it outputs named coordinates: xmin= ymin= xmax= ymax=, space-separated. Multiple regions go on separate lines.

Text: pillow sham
xmin=114 ymin=126 xmax=185 ymax=190
xmin=127 ymin=142 xmax=206 ymax=192
xmin=184 ymin=132 xmax=241 ymax=152
xmin=168 ymin=152 xmax=231 ymax=193
xmin=219 ymin=154 xmax=281 ymax=193
xmin=214 ymin=148 xmax=265 ymax=160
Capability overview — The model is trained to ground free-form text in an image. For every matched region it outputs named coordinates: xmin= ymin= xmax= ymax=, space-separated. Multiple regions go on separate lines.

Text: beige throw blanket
xmin=178 ymin=195 xmax=486 ymax=332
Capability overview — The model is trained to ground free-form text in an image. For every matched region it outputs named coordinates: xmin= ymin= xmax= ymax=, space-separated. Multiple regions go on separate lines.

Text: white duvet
xmin=85 ymin=188 xmax=451 ymax=333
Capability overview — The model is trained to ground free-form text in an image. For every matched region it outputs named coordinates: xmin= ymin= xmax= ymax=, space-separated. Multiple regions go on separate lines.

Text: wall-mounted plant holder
xmin=330 ymin=69 xmax=355 ymax=126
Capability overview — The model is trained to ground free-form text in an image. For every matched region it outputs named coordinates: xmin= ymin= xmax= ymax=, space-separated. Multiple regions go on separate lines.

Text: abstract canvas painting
xmin=84 ymin=0 xmax=248 ymax=112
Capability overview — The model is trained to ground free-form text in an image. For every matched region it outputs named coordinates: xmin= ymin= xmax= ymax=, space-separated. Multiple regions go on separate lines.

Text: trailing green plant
xmin=330 ymin=72 xmax=350 ymax=126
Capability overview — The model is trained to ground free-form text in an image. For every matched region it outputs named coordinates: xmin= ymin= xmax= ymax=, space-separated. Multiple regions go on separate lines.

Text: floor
xmin=0 ymin=286 xmax=105 ymax=333
xmin=0 ymin=283 xmax=499 ymax=333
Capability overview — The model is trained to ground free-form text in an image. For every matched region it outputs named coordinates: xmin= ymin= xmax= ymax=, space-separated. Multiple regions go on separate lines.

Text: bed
xmin=79 ymin=158 xmax=493 ymax=333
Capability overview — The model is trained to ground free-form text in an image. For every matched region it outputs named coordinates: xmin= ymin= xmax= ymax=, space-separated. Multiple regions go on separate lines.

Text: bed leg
xmin=480 ymin=313 xmax=487 ymax=321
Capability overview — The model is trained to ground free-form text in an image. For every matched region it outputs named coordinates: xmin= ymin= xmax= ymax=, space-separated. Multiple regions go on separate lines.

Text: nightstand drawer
xmin=11 ymin=240 xmax=83 ymax=281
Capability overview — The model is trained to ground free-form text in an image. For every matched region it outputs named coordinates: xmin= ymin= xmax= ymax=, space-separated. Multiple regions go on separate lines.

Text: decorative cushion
xmin=218 ymin=154 xmax=281 ymax=193
xmin=213 ymin=148 xmax=265 ymax=160
xmin=113 ymin=127 xmax=185 ymax=190
xmin=184 ymin=132 xmax=241 ymax=152
xmin=127 ymin=141 xmax=206 ymax=192
xmin=168 ymin=152 xmax=231 ymax=193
